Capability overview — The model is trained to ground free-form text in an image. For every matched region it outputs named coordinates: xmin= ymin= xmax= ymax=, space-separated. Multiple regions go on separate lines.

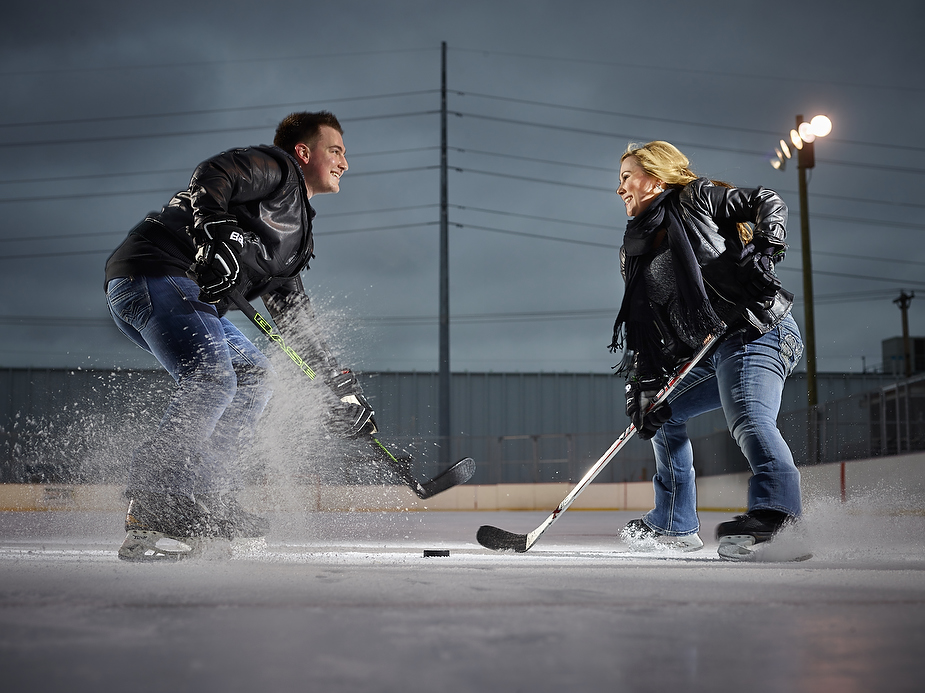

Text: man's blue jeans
xmin=106 ymin=275 xmax=274 ymax=498
xmin=642 ymin=314 xmax=805 ymax=536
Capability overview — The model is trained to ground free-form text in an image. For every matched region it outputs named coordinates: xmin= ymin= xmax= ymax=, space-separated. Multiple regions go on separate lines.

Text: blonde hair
xmin=622 ymin=140 xmax=752 ymax=244
xmin=621 ymin=141 xmax=698 ymax=187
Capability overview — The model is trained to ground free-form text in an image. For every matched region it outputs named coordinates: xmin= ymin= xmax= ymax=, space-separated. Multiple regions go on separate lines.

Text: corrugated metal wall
xmin=0 ymin=367 xmax=898 ymax=485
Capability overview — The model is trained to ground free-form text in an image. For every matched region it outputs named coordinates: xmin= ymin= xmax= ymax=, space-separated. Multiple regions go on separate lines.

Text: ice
xmin=2 ymin=502 xmax=924 ymax=692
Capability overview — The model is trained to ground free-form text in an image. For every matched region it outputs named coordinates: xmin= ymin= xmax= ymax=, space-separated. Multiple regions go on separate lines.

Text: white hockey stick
xmin=476 ymin=332 xmax=723 ymax=552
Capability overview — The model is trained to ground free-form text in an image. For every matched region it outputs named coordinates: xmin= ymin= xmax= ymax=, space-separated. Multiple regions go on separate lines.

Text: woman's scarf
xmin=610 ymin=187 xmax=724 ymax=373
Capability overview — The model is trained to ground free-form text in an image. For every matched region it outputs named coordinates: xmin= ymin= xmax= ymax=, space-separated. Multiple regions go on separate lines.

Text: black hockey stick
xmin=228 ymin=291 xmax=474 ymax=499
xmin=477 ymin=332 xmax=723 ymax=552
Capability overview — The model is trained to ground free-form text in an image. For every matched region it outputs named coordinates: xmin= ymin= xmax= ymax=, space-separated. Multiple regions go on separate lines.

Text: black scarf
xmin=610 ymin=187 xmax=724 ymax=373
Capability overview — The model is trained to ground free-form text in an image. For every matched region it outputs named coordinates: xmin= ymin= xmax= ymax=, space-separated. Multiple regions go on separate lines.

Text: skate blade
xmin=118 ymin=530 xmax=231 ymax=562
xmin=623 ymin=537 xmax=704 ymax=553
xmin=718 ymin=535 xmax=813 ymax=563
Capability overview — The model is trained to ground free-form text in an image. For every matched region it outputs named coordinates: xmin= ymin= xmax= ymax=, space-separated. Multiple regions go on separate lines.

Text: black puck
xmin=423 ymin=549 xmax=450 ymax=557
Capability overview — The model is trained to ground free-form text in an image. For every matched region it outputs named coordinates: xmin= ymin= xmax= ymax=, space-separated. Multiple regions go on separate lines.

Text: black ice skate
xmin=715 ymin=509 xmax=812 ymax=562
xmin=198 ymin=493 xmax=269 ymax=539
xmin=118 ymin=493 xmax=232 ymax=561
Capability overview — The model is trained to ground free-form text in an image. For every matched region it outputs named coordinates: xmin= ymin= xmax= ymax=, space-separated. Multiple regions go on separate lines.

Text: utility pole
xmin=438 ymin=41 xmax=450 ymax=467
xmin=894 ymin=290 xmax=915 ymax=378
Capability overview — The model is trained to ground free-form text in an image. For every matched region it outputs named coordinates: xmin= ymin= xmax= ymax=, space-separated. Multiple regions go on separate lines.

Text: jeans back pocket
xmin=106 ymin=277 xmax=153 ymax=331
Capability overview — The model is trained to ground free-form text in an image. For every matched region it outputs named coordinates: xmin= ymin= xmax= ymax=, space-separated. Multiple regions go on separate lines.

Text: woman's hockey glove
xmin=625 ymin=374 xmax=672 ymax=440
xmin=737 ymin=243 xmax=782 ymax=308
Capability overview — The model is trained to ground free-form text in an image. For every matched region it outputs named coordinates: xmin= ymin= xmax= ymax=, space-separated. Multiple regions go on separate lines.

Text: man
xmin=105 ymin=111 xmax=375 ymax=560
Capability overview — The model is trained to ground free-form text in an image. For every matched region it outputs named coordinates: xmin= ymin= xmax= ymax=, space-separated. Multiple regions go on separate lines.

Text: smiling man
xmin=104 ymin=111 xmax=376 ymax=560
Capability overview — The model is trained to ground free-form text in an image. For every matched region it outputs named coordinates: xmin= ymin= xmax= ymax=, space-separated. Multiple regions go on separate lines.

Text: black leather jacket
xmin=617 ymin=178 xmax=794 ymax=376
xmin=105 ymin=144 xmax=314 ymax=304
xmin=678 ymin=178 xmax=793 ymax=335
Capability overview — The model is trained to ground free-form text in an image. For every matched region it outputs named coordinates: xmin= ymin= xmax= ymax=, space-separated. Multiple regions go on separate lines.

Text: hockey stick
xmin=228 ymin=291 xmax=474 ymax=499
xmin=476 ymin=332 xmax=723 ymax=552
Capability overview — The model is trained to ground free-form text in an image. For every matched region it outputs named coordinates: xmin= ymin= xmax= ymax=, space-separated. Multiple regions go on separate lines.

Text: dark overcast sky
xmin=1 ymin=0 xmax=923 ymax=377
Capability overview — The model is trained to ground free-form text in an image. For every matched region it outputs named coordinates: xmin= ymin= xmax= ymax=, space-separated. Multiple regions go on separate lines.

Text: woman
xmin=611 ymin=141 xmax=805 ymax=560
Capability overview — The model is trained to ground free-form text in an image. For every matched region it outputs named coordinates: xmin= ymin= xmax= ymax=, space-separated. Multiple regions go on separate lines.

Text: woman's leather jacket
xmin=678 ymin=178 xmax=794 ymax=335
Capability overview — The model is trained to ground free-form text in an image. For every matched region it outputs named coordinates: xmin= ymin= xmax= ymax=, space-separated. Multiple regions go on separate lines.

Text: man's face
xmin=297 ymin=126 xmax=348 ymax=197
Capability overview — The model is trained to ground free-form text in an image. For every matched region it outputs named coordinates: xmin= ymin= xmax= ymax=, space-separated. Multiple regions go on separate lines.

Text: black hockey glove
xmin=737 ymin=245 xmax=781 ymax=307
xmin=625 ymin=375 xmax=672 ymax=441
xmin=188 ymin=220 xmax=245 ymax=303
xmin=323 ymin=368 xmax=378 ymax=438
xmin=325 ymin=390 xmax=378 ymax=438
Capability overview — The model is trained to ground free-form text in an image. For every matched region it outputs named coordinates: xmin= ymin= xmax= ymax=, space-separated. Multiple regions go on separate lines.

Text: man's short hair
xmin=273 ymin=111 xmax=343 ymax=154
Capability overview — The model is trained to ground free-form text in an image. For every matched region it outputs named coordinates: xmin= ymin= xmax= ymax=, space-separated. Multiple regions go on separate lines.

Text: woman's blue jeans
xmin=642 ymin=314 xmax=805 ymax=536
xmin=106 ymin=275 xmax=274 ymax=499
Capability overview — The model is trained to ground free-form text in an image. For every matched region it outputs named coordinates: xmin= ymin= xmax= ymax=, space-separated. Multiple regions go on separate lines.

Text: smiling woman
xmin=609 ymin=139 xmax=807 ymax=561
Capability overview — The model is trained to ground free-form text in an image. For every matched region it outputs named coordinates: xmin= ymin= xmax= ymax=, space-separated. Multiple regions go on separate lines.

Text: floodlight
xmin=810 ymin=115 xmax=832 ymax=137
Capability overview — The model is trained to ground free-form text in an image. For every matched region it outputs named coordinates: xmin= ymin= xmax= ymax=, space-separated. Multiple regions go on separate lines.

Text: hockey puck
xmin=423 ymin=549 xmax=450 ymax=557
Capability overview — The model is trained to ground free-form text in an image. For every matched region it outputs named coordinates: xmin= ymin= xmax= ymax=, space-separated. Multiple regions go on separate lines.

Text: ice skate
xmin=197 ymin=493 xmax=270 ymax=557
xmin=620 ymin=518 xmax=704 ymax=552
xmin=716 ymin=510 xmax=812 ymax=562
xmin=118 ymin=493 xmax=231 ymax=562
xmin=199 ymin=493 xmax=270 ymax=539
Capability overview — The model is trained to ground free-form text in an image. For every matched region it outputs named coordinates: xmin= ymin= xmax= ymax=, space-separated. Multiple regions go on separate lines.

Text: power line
xmin=451 ymin=46 xmax=925 ymax=96
xmin=0 ymin=111 xmax=439 ymax=149
xmin=0 ymin=166 xmax=439 ymax=204
xmin=451 ymin=146 xmax=616 ymax=173
xmin=454 ymin=166 xmax=613 ymax=193
xmin=776 ymin=264 xmax=925 ymax=288
xmin=314 ymin=222 xmax=438 ymax=237
xmin=454 ymin=111 xmax=925 ymax=176
xmin=0 ymin=147 xmax=439 ymax=187
xmin=777 ymin=189 xmax=925 ymax=211
xmin=0 ymin=47 xmax=437 ymax=79
xmin=454 ymin=223 xmax=619 ymax=249
xmin=453 ymin=91 xmax=925 ymax=155
xmin=0 ymin=91 xmax=440 ymax=130
xmin=451 ymin=204 xmax=616 ymax=230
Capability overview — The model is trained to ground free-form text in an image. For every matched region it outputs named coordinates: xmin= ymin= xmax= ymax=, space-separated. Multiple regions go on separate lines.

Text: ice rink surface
xmin=2 ymin=504 xmax=924 ymax=693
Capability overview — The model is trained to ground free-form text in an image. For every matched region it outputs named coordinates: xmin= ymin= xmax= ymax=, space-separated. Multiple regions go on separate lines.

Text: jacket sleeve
xmin=187 ymin=148 xmax=285 ymax=243
xmin=262 ymin=277 xmax=362 ymax=398
xmin=692 ymin=180 xmax=789 ymax=251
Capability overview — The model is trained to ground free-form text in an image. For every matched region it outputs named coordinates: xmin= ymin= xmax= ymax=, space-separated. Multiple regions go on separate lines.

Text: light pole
xmin=770 ymin=113 xmax=832 ymax=410
xmin=771 ymin=114 xmax=831 ymax=465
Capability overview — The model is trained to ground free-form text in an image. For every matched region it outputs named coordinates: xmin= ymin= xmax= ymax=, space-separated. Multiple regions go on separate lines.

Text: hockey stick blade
xmin=416 ymin=457 xmax=476 ymax=499
xmin=477 ymin=525 xmax=528 ymax=552
xmin=371 ymin=438 xmax=475 ymax=499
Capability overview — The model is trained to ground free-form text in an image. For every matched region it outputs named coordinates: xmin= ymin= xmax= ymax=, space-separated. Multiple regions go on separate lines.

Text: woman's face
xmin=617 ymin=156 xmax=662 ymax=217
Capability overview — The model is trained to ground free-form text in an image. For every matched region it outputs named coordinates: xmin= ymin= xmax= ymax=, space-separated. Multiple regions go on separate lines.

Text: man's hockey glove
xmin=737 ymin=244 xmax=782 ymax=308
xmin=323 ymin=369 xmax=378 ymax=438
xmin=188 ymin=220 xmax=245 ymax=303
xmin=625 ymin=375 xmax=672 ymax=441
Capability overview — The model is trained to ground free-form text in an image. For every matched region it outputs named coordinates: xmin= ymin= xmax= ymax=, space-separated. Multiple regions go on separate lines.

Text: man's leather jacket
xmin=105 ymin=144 xmax=314 ymax=305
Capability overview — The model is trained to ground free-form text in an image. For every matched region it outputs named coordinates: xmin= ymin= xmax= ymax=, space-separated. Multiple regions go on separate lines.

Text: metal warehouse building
xmin=2 ymin=367 xmax=912 ymax=488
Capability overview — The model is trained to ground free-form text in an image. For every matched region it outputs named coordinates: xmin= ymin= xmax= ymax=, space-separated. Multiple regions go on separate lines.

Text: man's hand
xmin=325 ymin=391 xmax=378 ymax=438
xmin=625 ymin=375 xmax=672 ymax=441
xmin=188 ymin=221 xmax=246 ymax=303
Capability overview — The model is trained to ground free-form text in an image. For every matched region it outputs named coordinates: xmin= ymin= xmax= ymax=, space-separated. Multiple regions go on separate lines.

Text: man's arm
xmin=262 ymin=278 xmax=377 ymax=438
